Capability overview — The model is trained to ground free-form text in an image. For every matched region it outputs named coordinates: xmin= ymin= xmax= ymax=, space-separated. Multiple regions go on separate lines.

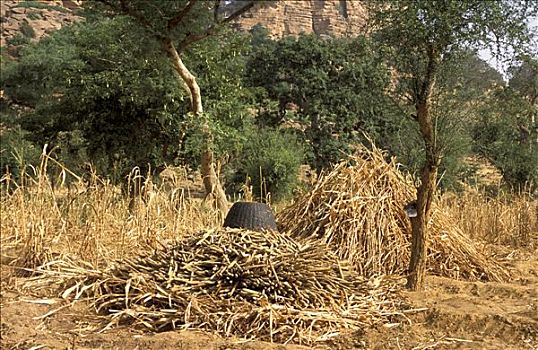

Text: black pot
xmin=223 ymin=202 xmax=278 ymax=232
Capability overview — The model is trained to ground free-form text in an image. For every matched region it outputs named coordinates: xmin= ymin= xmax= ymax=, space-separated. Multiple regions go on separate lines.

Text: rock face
xmin=233 ymin=0 xmax=367 ymax=37
xmin=0 ymin=0 xmax=81 ymax=48
xmin=1 ymin=0 xmax=366 ymax=51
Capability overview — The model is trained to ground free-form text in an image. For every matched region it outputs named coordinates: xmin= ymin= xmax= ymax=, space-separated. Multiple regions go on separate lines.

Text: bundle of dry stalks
xmin=277 ymin=144 xmax=509 ymax=282
xmin=27 ymin=228 xmax=403 ymax=344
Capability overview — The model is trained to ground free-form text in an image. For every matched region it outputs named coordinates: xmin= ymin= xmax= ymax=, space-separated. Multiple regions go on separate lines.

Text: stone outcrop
xmin=1 ymin=1 xmax=366 ymax=52
xmin=233 ymin=0 xmax=367 ymax=37
xmin=1 ymin=0 xmax=81 ymax=48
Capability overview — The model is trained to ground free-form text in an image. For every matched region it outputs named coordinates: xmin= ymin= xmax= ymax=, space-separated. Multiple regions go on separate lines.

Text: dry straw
xmin=277 ymin=144 xmax=509 ymax=282
xmin=27 ymin=228 xmax=404 ymax=344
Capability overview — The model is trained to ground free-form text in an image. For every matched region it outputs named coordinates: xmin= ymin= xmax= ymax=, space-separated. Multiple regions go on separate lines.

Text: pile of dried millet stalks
xmin=277 ymin=144 xmax=509 ymax=282
xmin=30 ymin=228 xmax=404 ymax=344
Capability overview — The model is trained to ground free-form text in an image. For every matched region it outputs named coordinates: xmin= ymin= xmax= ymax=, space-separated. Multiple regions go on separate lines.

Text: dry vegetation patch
xmin=277 ymin=145 xmax=509 ymax=282
xmin=2 ymin=150 xmax=536 ymax=348
xmin=22 ymin=228 xmax=405 ymax=344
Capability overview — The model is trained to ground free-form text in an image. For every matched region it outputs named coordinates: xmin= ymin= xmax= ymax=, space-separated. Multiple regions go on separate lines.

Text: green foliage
xmin=27 ymin=12 xmax=42 ymax=20
xmin=0 ymin=112 xmax=41 ymax=183
xmin=509 ymin=56 xmax=538 ymax=104
xmin=180 ymin=32 xmax=255 ymax=165
xmin=226 ymin=128 xmax=304 ymax=201
xmin=1 ymin=15 xmax=255 ymax=184
xmin=15 ymin=1 xmax=69 ymax=13
xmin=246 ymin=33 xmax=394 ymax=172
xmin=367 ymin=0 xmax=536 ymax=189
xmin=20 ymin=21 xmax=36 ymax=39
xmin=473 ymin=88 xmax=538 ymax=188
xmin=84 ymin=0 xmax=245 ymax=50
xmin=368 ymin=0 xmax=536 ymax=61
xmin=6 ymin=33 xmax=31 ymax=47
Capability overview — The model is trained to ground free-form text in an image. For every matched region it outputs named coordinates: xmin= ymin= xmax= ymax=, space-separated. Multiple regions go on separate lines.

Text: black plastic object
xmin=223 ymin=202 xmax=278 ymax=232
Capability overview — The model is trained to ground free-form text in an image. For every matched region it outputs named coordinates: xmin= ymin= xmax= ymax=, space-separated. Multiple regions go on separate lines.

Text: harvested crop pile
xmin=31 ymin=228 xmax=403 ymax=344
xmin=277 ymin=144 xmax=508 ymax=282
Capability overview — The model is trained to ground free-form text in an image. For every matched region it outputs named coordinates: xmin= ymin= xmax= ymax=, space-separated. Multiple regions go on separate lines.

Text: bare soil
xmin=1 ymin=251 xmax=537 ymax=350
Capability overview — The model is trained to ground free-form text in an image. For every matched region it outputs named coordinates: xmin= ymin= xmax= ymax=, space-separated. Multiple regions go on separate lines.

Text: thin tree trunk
xmin=406 ymin=152 xmax=438 ymax=290
xmin=406 ymin=48 xmax=441 ymax=290
xmin=406 ymin=100 xmax=440 ymax=290
xmin=163 ymin=38 xmax=229 ymax=214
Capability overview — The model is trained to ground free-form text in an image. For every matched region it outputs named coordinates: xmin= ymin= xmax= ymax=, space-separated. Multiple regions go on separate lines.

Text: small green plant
xmin=20 ymin=21 xmax=36 ymax=39
xmin=15 ymin=1 xmax=69 ymax=13
xmin=6 ymin=33 xmax=31 ymax=46
xmin=227 ymin=128 xmax=304 ymax=202
xmin=0 ymin=125 xmax=41 ymax=186
xmin=27 ymin=12 xmax=42 ymax=20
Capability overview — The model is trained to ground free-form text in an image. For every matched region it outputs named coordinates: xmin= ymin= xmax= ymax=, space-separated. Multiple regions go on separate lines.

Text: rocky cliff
xmin=234 ymin=0 xmax=367 ymax=37
xmin=1 ymin=0 xmax=81 ymax=49
xmin=1 ymin=0 xmax=367 ymax=53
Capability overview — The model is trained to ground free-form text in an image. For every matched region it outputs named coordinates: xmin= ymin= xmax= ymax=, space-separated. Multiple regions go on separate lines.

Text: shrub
xmin=20 ymin=21 xmax=36 ymax=39
xmin=0 ymin=124 xmax=41 ymax=186
xmin=6 ymin=33 xmax=30 ymax=46
xmin=227 ymin=128 xmax=304 ymax=202
xmin=473 ymin=88 xmax=537 ymax=189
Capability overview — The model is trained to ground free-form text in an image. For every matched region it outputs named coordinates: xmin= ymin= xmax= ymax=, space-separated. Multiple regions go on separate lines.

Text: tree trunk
xmin=406 ymin=155 xmax=438 ymax=290
xmin=406 ymin=49 xmax=441 ymax=290
xmin=163 ymin=38 xmax=229 ymax=214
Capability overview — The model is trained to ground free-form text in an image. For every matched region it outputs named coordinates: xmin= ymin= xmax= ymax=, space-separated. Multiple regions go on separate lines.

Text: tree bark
xmin=163 ymin=38 xmax=229 ymax=214
xmin=406 ymin=48 xmax=441 ymax=291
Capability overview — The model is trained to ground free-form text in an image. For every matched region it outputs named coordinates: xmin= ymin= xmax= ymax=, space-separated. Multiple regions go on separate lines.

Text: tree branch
xmin=167 ymin=0 xmax=198 ymax=31
xmin=418 ymin=44 xmax=440 ymax=105
xmin=213 ymin=0 xmax=220 ymax=22
xmin=177 ymin=0 xmax=255 ymax=52
xmin=118 ymin=0 xmax=153 ymax=30
xmin=95 ymin=0 xmax=167 ymax=40
xmin=220 ymin=0 xmax=255 ymax=24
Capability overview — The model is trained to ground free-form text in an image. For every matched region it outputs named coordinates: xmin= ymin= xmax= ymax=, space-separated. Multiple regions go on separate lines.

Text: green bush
xmin=227 ymin=128 xmax=304 ymax=202
xmin=20 ymin=21 xmax=36 ymax=39
xmin=0 ymin=124 xmax=41 ymax=184
xmin=27 ymin=12 xmax=42 ymax=20
xmin=473 ymin=88 xmax=537 ymax=189
xmin=6 ymin=33 xmax=30 ymax=46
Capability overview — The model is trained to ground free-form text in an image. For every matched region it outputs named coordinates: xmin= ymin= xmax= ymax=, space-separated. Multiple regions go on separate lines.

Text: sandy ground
xmin=1 ymin=251 xmax=537 ymax=350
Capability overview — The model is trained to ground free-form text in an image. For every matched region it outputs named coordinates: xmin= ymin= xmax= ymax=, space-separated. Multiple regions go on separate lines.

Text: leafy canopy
xmin=1 ymin=16 xmax=254 ymax=181
xmin=246 ymin=33 xmax=394 ymax=171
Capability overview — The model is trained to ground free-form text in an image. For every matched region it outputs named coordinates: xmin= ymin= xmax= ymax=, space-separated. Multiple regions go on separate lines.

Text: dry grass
xmin=277 ymin=144 xmax=510 ymax=282
xmin=440 ymin=188 xmax=537 ymax=251
xmin=1 ymin=154 xmax=407 ymax=344
xmin=0 ymin=155 xmax=220 ymax=272
xmin=1 ymin=150 xmax=535 ymax=344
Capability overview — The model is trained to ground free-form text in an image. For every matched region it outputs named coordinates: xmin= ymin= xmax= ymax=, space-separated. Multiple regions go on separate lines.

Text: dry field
xmin=1 ymin=153 xmax=537 ymax=349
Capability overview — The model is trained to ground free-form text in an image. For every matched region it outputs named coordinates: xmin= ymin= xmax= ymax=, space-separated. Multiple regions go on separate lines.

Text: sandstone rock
xmin=62 ymin=0 xmax=81 ymax=10
xmin=1 ymin=0 xmax=82 ymax=55
xmin=234 ymin=0 xmax=367 ymax=38
xmin=2 ymin=20 xmax=20 ymax=31
xmin=1 ymin=0 xmax=367 ymax=62
xmin=10 ymin=7 xmax=27 ymax=15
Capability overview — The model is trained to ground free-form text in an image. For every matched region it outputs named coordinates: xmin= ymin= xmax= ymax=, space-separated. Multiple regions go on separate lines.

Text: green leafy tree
xmin=246 ymin=33 xmax=394 ymax=172
xmin=367 ymin=0 xmax=537 ymax=290
xmin=386 ymin=52 xmax=505 ymax=191
xmin=2 ymin=18 xmax=179 ymax=180
xmin=86 ymin=0 xmax=256 ymax=213
xmin=226 ymin=128 xmax=304 ymax=202
xmin=474 ymin=88 xmax=538 ymax=188
xmin=508 ymin=56 xmax=538 ymax=105
xmin=1 ymin=16 xmax=254 ymax=188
